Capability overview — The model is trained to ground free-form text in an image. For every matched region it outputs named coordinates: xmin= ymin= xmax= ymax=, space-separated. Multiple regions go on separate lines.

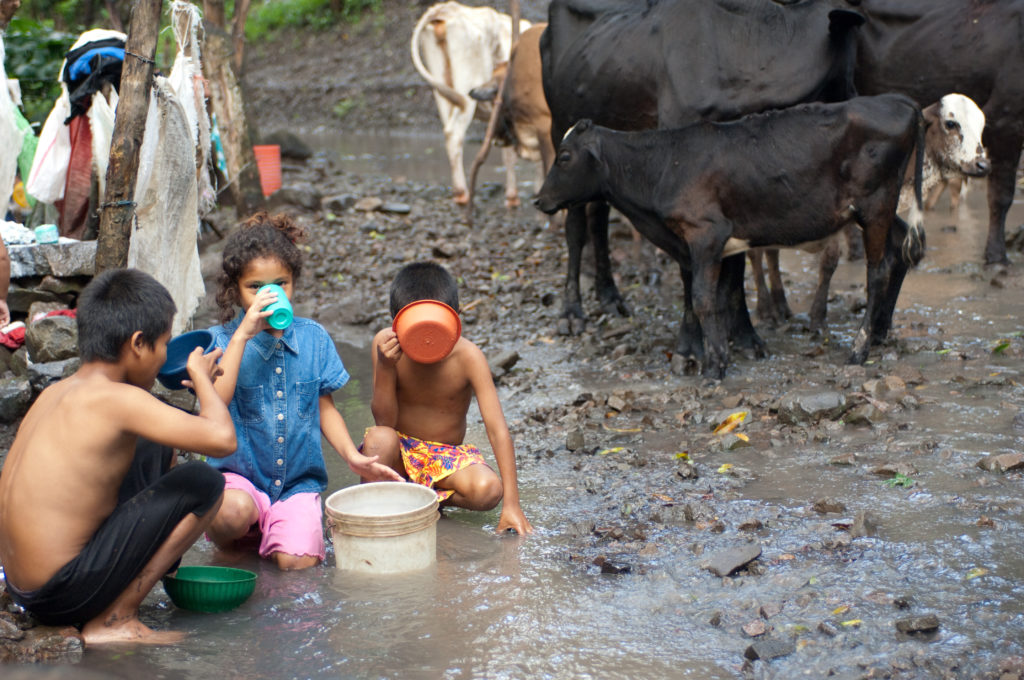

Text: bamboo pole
xmin=95 ymin=0 xmax=162 ymax=273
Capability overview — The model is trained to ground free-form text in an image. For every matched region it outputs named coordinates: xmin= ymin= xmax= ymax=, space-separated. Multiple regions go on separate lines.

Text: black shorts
xmin=7 ymin=439 xmax=224 ymax=626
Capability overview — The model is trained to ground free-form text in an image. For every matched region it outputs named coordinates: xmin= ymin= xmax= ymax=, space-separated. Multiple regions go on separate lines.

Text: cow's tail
xmin=410 ymin=5 xmax=469 ymax=110
xmin=902 ymin=103 xmax=926 ymax=267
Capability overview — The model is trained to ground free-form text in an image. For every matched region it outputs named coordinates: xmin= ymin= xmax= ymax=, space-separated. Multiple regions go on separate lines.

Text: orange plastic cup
xmin=392 ymin=300 xmax=461 ymax=364
xmin=253 ymin=144 xmax=281 ymax=196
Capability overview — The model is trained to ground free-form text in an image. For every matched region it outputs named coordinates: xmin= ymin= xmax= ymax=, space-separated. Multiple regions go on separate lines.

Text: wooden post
xmin=203 ymin=0 xmax=265 ymax=218
xmin=95 ymin=0 xmax=162 ymax=273
xmin=0 ymin=0 xmax=21 ymax=31
xmin=463 ymin=0 xmax=521 ymax=226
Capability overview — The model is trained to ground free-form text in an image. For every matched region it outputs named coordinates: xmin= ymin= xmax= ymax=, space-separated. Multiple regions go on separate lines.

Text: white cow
xmin=749 ymin=93 xmax=989 ymax=331
xmin=411 ymin=1 xmax=531 ymax=206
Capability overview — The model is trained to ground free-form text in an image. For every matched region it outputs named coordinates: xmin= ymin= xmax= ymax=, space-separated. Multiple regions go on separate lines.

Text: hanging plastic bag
xmin=26 ymin=90 xmax=71 ymax=204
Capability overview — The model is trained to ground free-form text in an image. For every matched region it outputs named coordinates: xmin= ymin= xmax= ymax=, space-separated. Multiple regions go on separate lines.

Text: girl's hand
xmin=237 ymin=287 xmax=277 ymax=340
xmin=376 ymin=329 xmax=403 ymax=367
xmin=345 ymin=451 xmax=403 ymax=482
xmin=183 ymin=346 xmax=224 ymax=388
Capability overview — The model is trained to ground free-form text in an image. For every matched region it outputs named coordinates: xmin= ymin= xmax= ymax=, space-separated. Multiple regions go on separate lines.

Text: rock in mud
xmin=895 ymin=614 xmax=940 ymax=634
xmin=844 ymin=402 xmax=886 ymax=425
xmin=743 ymin=639 xmax=794 ymax=661
xmin=977 ymin=453 xmax=1024 ymax=473
xmin=322 ymin=193 xmax=357 ymax=212
xmin=0 ymin=377 xmax=31 ymax=423
xmin=27 ymin=357 xmax=80 ymax=394
xmin=777 ymin=389 xmax=846 ymax=425
xmin=829 ymin=453 xmax=857 ymax=466
xmin=812 ymin=498 xmax=847 ymax=514
xmin=742 ymin=620 xmax=767 ymax=637
xmin=703 ymin=542 xmax=762 ymax=577
xmin=864 ymin=375 xmax=907 ymax=402
xmin=566 ymin=427 xmax=585 ymax=452
xmin=675 ymin=461 xmax=698 ymax=479
xmin=871 ymin=462 xmax=917 ymax=478
xmin=850 ymin=510 xmax=880 ymax=538
xmin=260 ymin=130 xmax=313 ymax=159
xmin=381 ymin=202 xmax=411 ymax=215
xmin=269 ymin=182 xmax=323 ymax=210
xmin=719 ymin=433 xmax=751 ymax=451
xmin=0 ymin=625 xmax=84 ymax=663
xmin=489 ymin=350 xmax=520 ymax=379
xmin=355 ymin=196 xmax=384 ymax=212
xmin=818 ymin=620 xmax=841 ymax=637
xmin=25 ymin=315 xmax=77 ymax=363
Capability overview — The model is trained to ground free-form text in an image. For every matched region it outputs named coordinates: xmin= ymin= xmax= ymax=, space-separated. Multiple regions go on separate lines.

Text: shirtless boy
xmin=362 ymin=262 xmax=532 ymax=535
xmin=0 ymin=269 xmax=236 ymax=644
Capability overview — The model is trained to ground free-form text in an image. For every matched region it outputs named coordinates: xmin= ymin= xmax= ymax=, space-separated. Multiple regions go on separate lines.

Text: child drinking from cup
xmin=362 ymin=262 xmax=533 ymax=535
xmin=206 ymin=212 xmax=400 ymax=570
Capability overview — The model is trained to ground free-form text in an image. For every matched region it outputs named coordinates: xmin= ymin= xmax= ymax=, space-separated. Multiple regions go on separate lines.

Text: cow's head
xmin=534 ymin=119 xmax=603 ymax=214
xmin=924 ymin=94 xmax=990 ymax=178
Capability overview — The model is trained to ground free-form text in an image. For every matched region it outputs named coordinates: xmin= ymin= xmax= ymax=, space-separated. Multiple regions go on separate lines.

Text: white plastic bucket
xmin=325 ymin=482 xmax=439 ymax=573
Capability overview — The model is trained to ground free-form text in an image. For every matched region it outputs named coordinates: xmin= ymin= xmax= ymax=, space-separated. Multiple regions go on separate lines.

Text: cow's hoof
xmin=453 ymin=192 xmax=470 ymax=206
xmin=670 ymin=353 xmax=699 ymax=376
xmin=599 ymin=297 xmax=632 ymax=318
xmin=557 ymin=317 xmax=586 ymax=336
xmin=505 ymin=196 xmax=521 ymax=209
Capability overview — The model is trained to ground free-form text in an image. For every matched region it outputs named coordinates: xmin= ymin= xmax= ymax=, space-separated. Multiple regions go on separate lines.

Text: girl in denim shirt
xmin=205 ymin=212 xmax=400 ymax=570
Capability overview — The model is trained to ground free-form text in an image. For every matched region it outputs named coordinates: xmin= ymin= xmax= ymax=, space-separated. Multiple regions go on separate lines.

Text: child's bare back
xmin=0 ymin=373 xmax=149 ymax=591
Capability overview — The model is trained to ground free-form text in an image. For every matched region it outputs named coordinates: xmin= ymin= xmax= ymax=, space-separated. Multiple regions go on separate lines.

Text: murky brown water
xmin=33 ymin=160 xmax=1024 ymax=678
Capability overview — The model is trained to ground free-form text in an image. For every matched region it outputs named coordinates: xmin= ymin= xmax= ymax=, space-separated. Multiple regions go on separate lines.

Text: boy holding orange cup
xmin=363 ymin=262 xmax=532 ymax=535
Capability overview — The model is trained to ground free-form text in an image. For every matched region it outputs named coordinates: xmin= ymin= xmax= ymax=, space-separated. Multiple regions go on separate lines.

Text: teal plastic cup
xmin=259 ymin=284 xmax=293 ymax=330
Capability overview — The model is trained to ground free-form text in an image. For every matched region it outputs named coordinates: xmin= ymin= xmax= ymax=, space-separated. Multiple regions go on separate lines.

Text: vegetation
xmin=245 ymin=0 xmax=382 ymax=40
xmin=4 ymin=17 xmax=75 ymax=125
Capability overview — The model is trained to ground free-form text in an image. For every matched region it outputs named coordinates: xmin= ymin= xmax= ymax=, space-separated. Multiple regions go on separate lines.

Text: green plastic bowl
xmin=162 ymin=566 xmax=257 ymax=613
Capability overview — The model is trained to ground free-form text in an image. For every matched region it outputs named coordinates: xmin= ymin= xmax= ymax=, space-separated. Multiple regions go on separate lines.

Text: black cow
xmin=855 ymin=0 xmax=1024 ymax=266
xmin=540 ymin=0 xmax=865 ymax=364
xmin=535 ymin=95 xmax=925 ymax=378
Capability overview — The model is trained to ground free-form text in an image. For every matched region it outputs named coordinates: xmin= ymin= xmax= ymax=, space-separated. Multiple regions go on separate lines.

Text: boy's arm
xmin=319 ymin=394 xmax=402 ymax=481
xmin=466 ymin=345 xmax=534 ymax=535
xmin=121 ymin=347 xmax=237 ymax=456
xmin=212 ymin=288 xmax=277 ymax=403
xmin=370 ymin=328 xmax=402 ymax=427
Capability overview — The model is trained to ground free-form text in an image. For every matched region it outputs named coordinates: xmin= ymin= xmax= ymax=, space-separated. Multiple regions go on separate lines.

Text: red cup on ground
xmin=392 ymin=300 xmax=461 ymax=364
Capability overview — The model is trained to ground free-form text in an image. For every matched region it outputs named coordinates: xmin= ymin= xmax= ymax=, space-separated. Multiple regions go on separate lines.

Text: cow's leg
xmin=982 ymin=126 xmax=1023 ymax=265
xmin=764 ymin=248 xmax=792 ymax=320
xmin=871 ymin=215 xmax=916 ymax=344
xmin=850 ymin=214 xmax=896 ymax=364
xmin=722 ymin=254 xmax=765 ymax=358
xmin=808 ymin=234 xmax=841 ymax=335
xmin=685 ymin=227 xmax=730 ymax=379
xmin=674 ymin=259 xmax=704 ymax=366
xmin=502 ymin=146 xmax=520 ymax=209
xmin=947 ymin=176 xmax=964 ymax=214
xmin=560 ymin=205 xmax=589 ymax=335
xmin=442 ymin=102 xmax=476 ymax=205
xmin=924 ymin=179 xmax=947 ymax=211
xmin=588 ymin=201 xmax=630 ymax=317
xmin=747 ymin=249 xmax=776 ymax=325
xmin=843 ymin=223 xmax=864 ymax=262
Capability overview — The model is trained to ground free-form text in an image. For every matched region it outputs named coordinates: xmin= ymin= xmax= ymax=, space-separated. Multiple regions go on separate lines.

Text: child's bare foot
xmin=82 ymin=615 xmax=186 ymax=645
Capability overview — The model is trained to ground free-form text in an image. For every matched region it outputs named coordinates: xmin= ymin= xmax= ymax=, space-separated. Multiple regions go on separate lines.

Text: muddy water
xmin=65 ymin=166 xmax=1024 ymax=679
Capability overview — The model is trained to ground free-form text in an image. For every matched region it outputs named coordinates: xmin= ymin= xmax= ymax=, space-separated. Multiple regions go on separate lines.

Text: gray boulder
xmin=26 ymin=316 xmax=78 ymax=363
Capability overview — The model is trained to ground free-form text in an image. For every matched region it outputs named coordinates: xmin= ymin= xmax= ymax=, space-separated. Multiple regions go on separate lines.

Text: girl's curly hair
xmin=215 ymin=212 xmax=307 ymax=322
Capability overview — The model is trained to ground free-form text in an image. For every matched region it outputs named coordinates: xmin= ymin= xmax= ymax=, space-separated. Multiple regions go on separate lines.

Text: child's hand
xmin=237 ymin=287 xmax=278 ymax=339
xmin=183 ymin=346 xmax=224 ymax=389
xmin=345 ymin=450 xmax=403 ymax=482
xmin=497 ymin=504 xmax=534 ymax=535
xmin=376 ymin=329 xmax=403 ymax=367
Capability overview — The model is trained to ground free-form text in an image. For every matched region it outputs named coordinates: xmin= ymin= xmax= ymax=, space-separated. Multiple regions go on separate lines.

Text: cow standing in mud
xmin=539 ymin=0 xmax=864 ymax=365
xmin=855 ymin=0 xmax=1024 ymax=266
xmin=749 ymin=93 xmax=990 ymax=332
xmin=411 ymin=1 xmax=531 ymax=206
xmin=535 ymin=95 xmax=926 ymax=379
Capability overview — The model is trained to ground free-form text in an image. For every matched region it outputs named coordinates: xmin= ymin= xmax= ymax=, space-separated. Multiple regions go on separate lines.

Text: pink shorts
xmin=220 ymin=472 xmax=325 ymax=561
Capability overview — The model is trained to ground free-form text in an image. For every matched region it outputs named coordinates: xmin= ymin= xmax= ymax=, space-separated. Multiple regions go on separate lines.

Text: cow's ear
xmin=577 ymin=119 xmax=593 ymax=134
xmin=922 ymin=102 xmax=940 ymax=129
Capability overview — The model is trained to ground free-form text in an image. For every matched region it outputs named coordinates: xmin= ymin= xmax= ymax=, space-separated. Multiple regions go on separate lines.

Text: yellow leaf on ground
xmin=652 ymin=493 xmax=673 ymax=502
xmin=674 ymin=452 xmax=690 ymax=460
xmin=840 ymin=619 xmax=862 ymax=627
xmin=717 ymin=463 xmax=733 ymax=474
xmin=602 ymin=423 xmax=643 ymax=433
xmin=598 ymin=447 xmax=624 ymax=456
xmin=734 ymin=433 xmax=750 ymax=442
xmin=713 ymin=411 xmax=749 ymax=435
xmin=832 ymin=605 xmax=850 ymax=615
xmin=966 ymin=567 xmax=989 ymax=580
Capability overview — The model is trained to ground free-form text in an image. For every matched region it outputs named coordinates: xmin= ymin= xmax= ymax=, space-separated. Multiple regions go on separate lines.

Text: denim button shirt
xmin=208 ymin=315 xmax=349 ymax=502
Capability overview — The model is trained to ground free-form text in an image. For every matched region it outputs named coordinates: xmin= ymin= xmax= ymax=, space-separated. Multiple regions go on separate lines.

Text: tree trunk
xmin=0 ymin=0 xmax=20 ymax=31
xmin=203 ymin=0 xmax=265 ymax=218
xmin=231 ymin=0 xmax=252 ymax=75
xmin=95 ymin=0 xmax=161 ymax=274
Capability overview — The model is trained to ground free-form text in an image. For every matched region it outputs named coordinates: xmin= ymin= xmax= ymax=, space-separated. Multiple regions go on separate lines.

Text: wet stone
xmin=895 ymin=614 xmax=940 ymax=634
xmin=8 ymin=240 xmax=97 ymax=279
xmin=704 ymin=542 xmax=762 ymax=577
xmin=708 ymin=611 xmax=722 ymax=627
xmin=850 ymin=510 xmax=880 ymax=538
xmin=759 ymin=602 xmax=783 ymax=619
xmin=28 ymin=357 xmax=80 ymax=394
xmin=675 ymin=461 xmax=698 ymax=479
xmin=381 ymin=202 xmax=411 ymax=214
xmin=566 ymin=427 xmax=585 ymax=452
xmin=744 ymin=639 xmax=795 ymax=661
xmin=0 ymin=377 xmax=32 ymax=423
xmin=606 ymin=395 xmax=628 ymax=412
xmin=742 ymin=620 xmax=767 ymax=637
xmin=719 ymin=433 xmax=751 ymax=451
xmin=818 ymin=620 xmax=841 ymax=637
xmin=25 ymin=315 xmax=77 ymax=363
xmin=977 ymin=453 xmax=1024 ymax=473
xmin=322 ymin=193 xmax=357 ymax=212
xmin=0 ymin=612 xmax=24 ymax=641
xmin=872 ymin=462 xmax=917 ymax=477
xmin=845 ymin=402 xmax=886 ymax=425
xmin=864 ymin=375 xmax=907 ymax=402
xmin=777 ymin=389 xmax=846 ymax=425
xmin=489 ymin=350 xmax=520 ymax=379
xmin=813 ymin=498 xmax=847 ymax=514
xmin=830 ymin=453 xmax=857 ymax=466
xmin=0 ymin=625 xmax=84 ymax=663
xmin=355 ymin=196 xmax=384 ymax=212
xmin=738 ymin=518 xmax=763 ymax=531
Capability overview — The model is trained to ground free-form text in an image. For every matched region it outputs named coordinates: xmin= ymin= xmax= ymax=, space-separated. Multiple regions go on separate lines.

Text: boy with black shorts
xmin=0 ymin=268 xmax=237 ymax=644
